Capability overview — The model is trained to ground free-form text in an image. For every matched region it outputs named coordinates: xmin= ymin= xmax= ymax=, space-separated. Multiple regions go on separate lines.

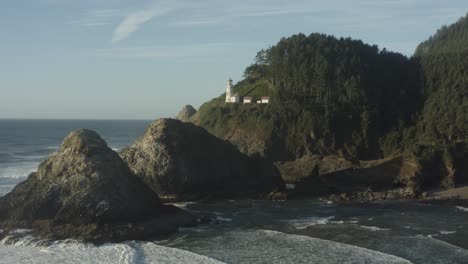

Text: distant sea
xmin=1 ymin=119 xmax=468 ymax=264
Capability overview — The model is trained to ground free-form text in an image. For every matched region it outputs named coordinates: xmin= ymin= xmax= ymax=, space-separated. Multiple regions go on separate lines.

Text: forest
xmin=194 ymin=13 xmax=467 ymax=162
xmin=240 ymin=14 xmax=467 ymax=158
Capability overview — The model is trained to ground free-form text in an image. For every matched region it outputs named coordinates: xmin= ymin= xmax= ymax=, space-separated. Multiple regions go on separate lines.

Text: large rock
xmin=120 ymin=119 xmax=284 ymax=200
xmin=176 ymin=105 xmax=197 ymax=122
xmin=0 ymin=129 xmax=194 ymax=243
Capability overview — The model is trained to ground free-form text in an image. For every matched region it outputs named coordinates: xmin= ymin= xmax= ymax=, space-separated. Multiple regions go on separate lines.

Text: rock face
xmin=176 ymin=105 xmax=197 ymax=122
xmin=0 ymin=129 xmax=194 ymax=243
xmin=276 ymin=155 xmax=357 ymax=184
xmin=120 ymin=119 xmax=284 ymax=200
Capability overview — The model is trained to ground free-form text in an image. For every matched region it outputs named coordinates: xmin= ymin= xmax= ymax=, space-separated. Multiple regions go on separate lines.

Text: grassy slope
xmin=194 ymin=80 xmax=274 ymax=129
xmin=191 ymin=80 xmax=279 ymax=157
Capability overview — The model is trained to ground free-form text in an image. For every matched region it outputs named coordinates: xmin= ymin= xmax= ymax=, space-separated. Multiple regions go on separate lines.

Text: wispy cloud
xmin=111 ymin=7 xmax=172 ymax=43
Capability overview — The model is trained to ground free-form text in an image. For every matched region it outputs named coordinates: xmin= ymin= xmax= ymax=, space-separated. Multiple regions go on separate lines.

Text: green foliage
xmin=239 ymin=33 xmax=424 ymax=159
xmin=414 ymin=13 xmax=468 ymax=144
xmin=195 ymin=95 xmax=276 ymax=140
xmin=195 ymin=14 xmax=467 ymax=162
xmin=233 ymin=80 xmax=274 ymax=100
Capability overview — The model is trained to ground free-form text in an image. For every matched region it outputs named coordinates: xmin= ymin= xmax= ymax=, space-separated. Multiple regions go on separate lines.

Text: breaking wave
xmin=162 ymin=229 xmax=413 ymax=264
xmin=0 ymin=238 xmax=225 ymax=264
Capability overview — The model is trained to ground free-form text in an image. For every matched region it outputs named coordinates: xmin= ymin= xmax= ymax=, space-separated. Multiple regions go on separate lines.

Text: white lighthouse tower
xmin=225 ymin=78 xmax=239 ymax=103
xmin=225 ymin=78 xmax=233 ymax=102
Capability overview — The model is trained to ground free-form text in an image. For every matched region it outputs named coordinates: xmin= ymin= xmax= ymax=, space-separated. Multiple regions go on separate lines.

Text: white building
xmin=230 ymin=93 xmax=240 ymax=103
xmin=225 ymin=78 xmax=270 ymax=104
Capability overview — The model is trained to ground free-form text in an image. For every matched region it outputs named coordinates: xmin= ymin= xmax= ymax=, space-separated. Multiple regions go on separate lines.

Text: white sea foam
xmin=171 ymin=201 xmax=197 ymax=209
xmin=283 ymin=216 xmax=335 ymax=229
xmin=0 ymin=240 xmax=225 ymax=264
xmin=215 ymin=216 xmax=232 ymax=223
xmin=11 ymin=154 xmax=49 ymax=160
xmin=455 ymin=206 xmax=468 ymax=212
xmin=46 ymin=146 xmax=60 ymax=150
xmin=439 ymin=230 xmax=456 ymax=235
xmin=358 ymin=225 xmax=390 ymax=231
xmin=0 ymin=176 xmax=28 ymax=197
xmin=283 ymin=216 xmax=362 ymax=230
xmin=0 ymin=162 xmax=38 ymax=178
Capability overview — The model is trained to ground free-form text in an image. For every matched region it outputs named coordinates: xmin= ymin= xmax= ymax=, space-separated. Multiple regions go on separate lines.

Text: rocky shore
xmin=0 ymin=119 xmax=284 ymax=243
xmin=0 ymin=129 xmax=195 ymax=243
xmin=0 ymin=117 xmax=465 ymax=243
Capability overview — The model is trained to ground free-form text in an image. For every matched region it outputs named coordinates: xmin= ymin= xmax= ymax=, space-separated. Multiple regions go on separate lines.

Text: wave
xmin=163 ymin=229 xmax=413 ymax=264
xmin=0 ymin=238 xmax=225 ymax=264
xmin=439 ymin=230 xmax=457 ymax=235
xmin=358 ymin=225 xmax=390 ymax=232
xmin=284 ymin=216 xmax=390 ymax=232
xmin=46 ymin=146 xmax=60 ymax=150
xmin=455 ymin=206 xmax=468 ymax=213
xmin=282 ymin=216 xmax=336 ymax=229
xmin=172 ymin=201 xmax=198 ymax=209
xmin=0 ymin=162 xmax=38 ymax=178
xmin=282 ymin=216 xmax=360 ymax=230
xmin=0 ymin=164 xmax=35 ymax=197
xmin=0 ymin=176 xmax=26 ymax=196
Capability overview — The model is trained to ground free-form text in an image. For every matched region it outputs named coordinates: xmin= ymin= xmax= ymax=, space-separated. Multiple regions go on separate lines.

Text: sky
xmin=0 ymin=0 xmax=467 ymax=120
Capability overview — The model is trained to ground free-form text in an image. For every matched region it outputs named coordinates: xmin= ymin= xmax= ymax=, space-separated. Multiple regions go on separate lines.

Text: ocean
xmin=1 ymin=119 xmax=468 ymax=264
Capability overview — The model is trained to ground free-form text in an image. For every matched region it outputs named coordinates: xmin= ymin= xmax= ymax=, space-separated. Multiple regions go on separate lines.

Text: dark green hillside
xmin=193 ymin=33 xmax=422 ymax=160
xmin=414 ymin=13 xmax=468 ymax=144
xmin=190 ymin=14 xmax=467 ymax=192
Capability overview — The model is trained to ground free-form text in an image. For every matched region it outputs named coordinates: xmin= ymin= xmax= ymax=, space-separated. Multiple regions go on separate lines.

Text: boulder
xmin=0 ymin=129 xmax=194 ymax=243
xmin=120 ymin=119 xmax=284 ymax=200
xmin=176 ymin=105 xmax=197 ymax=122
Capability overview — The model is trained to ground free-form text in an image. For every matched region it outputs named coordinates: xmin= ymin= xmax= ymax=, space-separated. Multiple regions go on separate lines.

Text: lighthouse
xmin=225 ymin=78 xmax=239 ymax=103
xmin=225 ymin=78 xmax=233 ymax=102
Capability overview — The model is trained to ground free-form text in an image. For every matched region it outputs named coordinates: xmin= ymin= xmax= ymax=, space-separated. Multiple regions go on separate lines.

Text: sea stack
xmin=0 ymin=129 xmax=194 ymax=243
xmin=176 ymin=104 xmax=197 ymax=122
xmin=120 ymin=118 xmax=284 ymax=200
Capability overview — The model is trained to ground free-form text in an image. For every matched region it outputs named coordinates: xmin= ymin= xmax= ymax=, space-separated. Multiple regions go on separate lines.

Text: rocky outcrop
xmin=120 ymin=119 xmax=284 ymax=200
xmin=291 ymin=151 xmax=468 ymax=199
xmin=276 ymin=155 xmax=357 ymax=183
xmin=176 ymin=105 xmax=197 ymax=122
xmin=0 ymin=129 xmax=194 ymax=243
xmin=290 ymin=156 xmax=418 ymax=196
